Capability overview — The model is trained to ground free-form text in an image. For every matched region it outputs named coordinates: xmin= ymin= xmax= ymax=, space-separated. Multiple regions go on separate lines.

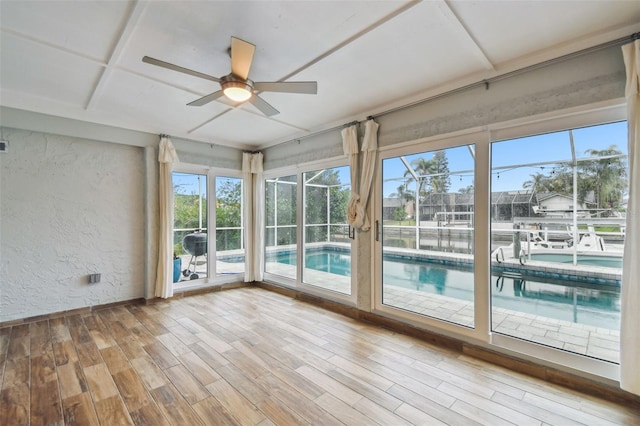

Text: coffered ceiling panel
xmin=1 ymin=0 xmax=639 ymax=150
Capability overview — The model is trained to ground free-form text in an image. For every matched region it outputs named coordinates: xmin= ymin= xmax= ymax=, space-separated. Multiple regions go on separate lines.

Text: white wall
xmin=0 ymin=127 xmax=145 ymax=322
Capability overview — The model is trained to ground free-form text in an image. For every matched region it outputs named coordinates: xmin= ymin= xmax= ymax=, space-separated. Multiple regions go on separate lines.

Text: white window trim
xmin=371 ymin=100 xmax=626 ymax=382
xmin=172 ymin=165 xmax=246 ymax=292
xmin=373 ymin=132 xmax=486 ymax=342
xmin=262 ymin=157 xmax=358 ymax=306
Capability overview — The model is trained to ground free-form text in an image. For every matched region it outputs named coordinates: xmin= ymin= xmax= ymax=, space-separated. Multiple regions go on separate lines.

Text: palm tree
xmin=404 ymin=157 xmax=433 ymax=199
xmin=580 ymin=145 xmax=627 ymax=211
xmin=523 ymin=172 xmax=547 ymax=192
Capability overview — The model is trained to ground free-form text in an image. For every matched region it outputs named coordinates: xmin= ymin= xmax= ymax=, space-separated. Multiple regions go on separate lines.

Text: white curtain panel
xmin=242 ymin=152 xmax=264 ymax=282
xmin=242 ymin=153 xmax=254 ymax=282
xmin=252 ymin=153 xmax=265 ymax=282
xmin=342 ymin=125 xmax=360 ymax=227
xmin=620 ymin=39 xmax=640 ymax=396
xmin=357 ymin=119 xmax=379 ymax=231
xmin=155 ymin=136 xmax=179 ymax=298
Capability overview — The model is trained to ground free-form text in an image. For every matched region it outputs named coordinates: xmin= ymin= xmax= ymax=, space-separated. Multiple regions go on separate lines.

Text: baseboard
xmin=0 ymin=297 xmax=145 ymax=328
xmin=0 ymin=281 xmax=250 ymax=327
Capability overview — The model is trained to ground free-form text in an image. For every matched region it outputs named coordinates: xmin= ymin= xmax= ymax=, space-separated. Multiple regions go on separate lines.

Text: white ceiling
xmin=1 ymin=1 xmax=639 ymax=150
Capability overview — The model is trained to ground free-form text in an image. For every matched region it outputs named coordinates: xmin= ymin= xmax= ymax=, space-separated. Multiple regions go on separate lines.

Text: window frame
xmin=262 ymin=156 xmax=358 ymax=306
xmin=171 ymin=163 xmax=245 ymax=292
xmin=371 ymin=100 xmax=626 ymax=381
xmin=373 ymin=131 xmax=488 ymax=341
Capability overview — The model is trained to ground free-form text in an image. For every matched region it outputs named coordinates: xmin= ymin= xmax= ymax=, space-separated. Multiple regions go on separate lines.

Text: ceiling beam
xmin=193 ymin=0 xmax=423 ymax=133
xmin=85 ymin=1 xmax=148 ymax=110
xmin=0 ymin=27 xmax=104 ymax=65
xmin=439 ymin=0 xmax=495 ymax=71
xmin=278 ymin=0 xmax=422 ymax=83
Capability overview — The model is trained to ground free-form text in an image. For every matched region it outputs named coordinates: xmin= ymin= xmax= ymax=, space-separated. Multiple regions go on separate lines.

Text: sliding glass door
xmin=374 ymin=112 xmax=628 ymax=373
xmin=264 ymin=174 xmax=297 ymax=279
xmin=172 ymin=169 xmax=245 ymax=286
xmin=215 ymin=176 xmax=244 ymax=276
xmin=490 ymin=122 xmax=627 ymax=363
xmin=380 ymin=145 xmax=475 ymax=326
xmin=302 ymin=166 xmax=352 ymax=295
xmin=173 ymin=172 xmax=208 ymax=282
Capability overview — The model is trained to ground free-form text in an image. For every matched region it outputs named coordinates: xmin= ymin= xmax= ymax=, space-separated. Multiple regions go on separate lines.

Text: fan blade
xmin=230 ymin=37 xmax=255 ymax=80
xmin=249 ymin=94 xmax=279 ymax=116
xmin=254 ymin=81 xmax=318 ymax=94
xmin=187 ymin=90 xmax=224 ymax=107
xmin=142 ymin=56 xmax=220 ymax=83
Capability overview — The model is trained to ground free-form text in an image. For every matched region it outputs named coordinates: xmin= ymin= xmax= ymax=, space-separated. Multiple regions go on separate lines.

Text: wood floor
xmin=1 ymin=287 xmax=638 ymax=425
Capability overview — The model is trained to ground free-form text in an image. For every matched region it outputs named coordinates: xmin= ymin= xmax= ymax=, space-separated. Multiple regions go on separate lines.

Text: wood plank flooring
xmin=1 ymin=287 xmax=638 ymax=425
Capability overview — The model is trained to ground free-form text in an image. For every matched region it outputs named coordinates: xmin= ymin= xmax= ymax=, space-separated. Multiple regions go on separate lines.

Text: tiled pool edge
xmin=265 ymin=243 xmax=621 ymax=286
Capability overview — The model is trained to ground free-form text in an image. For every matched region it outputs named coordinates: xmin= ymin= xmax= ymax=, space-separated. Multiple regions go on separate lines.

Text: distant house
xmin=490 ymin=190 xmax=538 ymax=221
xmin=383 ymin=197 xmax=415 ymax=220
xmin=534 ymin=192 xmax=595 ymax=217
xmin=415 ymin=190 xmax=599 ymax=222
xmin=415 ymin=190 xmax=538 ymax=222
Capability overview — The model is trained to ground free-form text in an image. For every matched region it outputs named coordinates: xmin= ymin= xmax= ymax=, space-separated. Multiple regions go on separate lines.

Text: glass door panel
xmin=381 ymin=145 xmax=475 ymax=327
xmin=490 ymin=122 xmax=627 ymax=363
xmin=264 ymin=174 xmax=297 ymax=279
xmin=215 ymin=176 xmax=244 ymax=275
xmin=172 ymin=172 xmax=208 ymax=282
xmin=303 ymin=166 xmax=351 ymax=294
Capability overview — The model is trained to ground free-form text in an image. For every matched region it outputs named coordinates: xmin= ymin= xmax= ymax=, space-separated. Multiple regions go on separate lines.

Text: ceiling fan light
xmin=223 ymin=86 xmax=252 ymax=102
xmin=221 ymin=77 xmax=252 ymax=102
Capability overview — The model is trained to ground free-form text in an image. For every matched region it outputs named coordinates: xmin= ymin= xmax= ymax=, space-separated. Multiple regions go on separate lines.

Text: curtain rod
xmin=368 ymin=32 xmax=640 ymax=121
xmin=277 ymin=120 xmax=361 ymax=148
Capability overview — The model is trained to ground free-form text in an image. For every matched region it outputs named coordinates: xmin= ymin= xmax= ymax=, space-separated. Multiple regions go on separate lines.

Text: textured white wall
xmin=0 ymin=128 xmax=145 ymax=322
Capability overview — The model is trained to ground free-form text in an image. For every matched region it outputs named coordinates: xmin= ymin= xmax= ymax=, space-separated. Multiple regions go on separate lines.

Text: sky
xmin=382 ymin=120 xmax=628 ymax=197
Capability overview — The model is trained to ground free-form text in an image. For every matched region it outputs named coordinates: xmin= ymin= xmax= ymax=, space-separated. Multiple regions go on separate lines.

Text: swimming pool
xmin=270 ymin=248 xmax=620 ymax=329
xmin=528 ymin=253 xmax=622 ymax=269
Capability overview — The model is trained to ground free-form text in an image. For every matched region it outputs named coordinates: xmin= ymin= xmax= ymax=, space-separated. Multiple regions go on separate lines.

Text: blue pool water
xmin=272 ymin=249 xmax=620 ymax=329
xmin=529 ymin=253 xmax=622 ymax=269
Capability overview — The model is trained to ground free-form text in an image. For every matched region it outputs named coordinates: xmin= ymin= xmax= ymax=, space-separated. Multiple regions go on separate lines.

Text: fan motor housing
xmin=221 ymin=74 xmax=253 ymax=92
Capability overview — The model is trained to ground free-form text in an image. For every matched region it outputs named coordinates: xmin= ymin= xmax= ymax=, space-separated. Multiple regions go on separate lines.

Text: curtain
xmin=155 ymin=135 xmax=179 ymax=298
xmin=620 ymin=39 xmax=640 ymax=396
xmin=342 ymin=120 xmax=379 ymax=231
xmin=243 ymin=152 xmax=264 ymax=282
xmin=357 ymin=119 xmax=379 ymax=231
xmin=342 ymin=125 xmax=360 ymax=227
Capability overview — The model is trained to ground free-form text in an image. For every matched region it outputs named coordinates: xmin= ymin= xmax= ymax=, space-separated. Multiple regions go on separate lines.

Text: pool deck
xmin=264 ymin=260 xmax=620 ymax=364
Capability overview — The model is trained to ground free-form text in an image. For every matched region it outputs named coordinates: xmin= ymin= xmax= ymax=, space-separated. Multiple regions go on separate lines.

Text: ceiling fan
xmin=142 ymin=36 xmax=317 ymax=116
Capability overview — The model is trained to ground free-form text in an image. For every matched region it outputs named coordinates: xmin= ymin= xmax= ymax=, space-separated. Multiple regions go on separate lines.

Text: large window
xmin=490 ymin=122 xmax=627 ymax=363
xmin=215 ymin=176 xmax=244 ymax=275
xmin=373 ymin=108 xmax=628 ymax=377
xmin=303 ymin=166 xmax=352 ymax=294
xmin=173 ymin=172 xmax=208 ymax=282
xmin=172 ymin=170 xmax=245 ymax=286
xmin=381 ymin=145 xmax=475 ymax=326
xmin=264 ymin=174 xmax=297 ymax=279
xmin=263 ymin=164 xmax=353 ymax=298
